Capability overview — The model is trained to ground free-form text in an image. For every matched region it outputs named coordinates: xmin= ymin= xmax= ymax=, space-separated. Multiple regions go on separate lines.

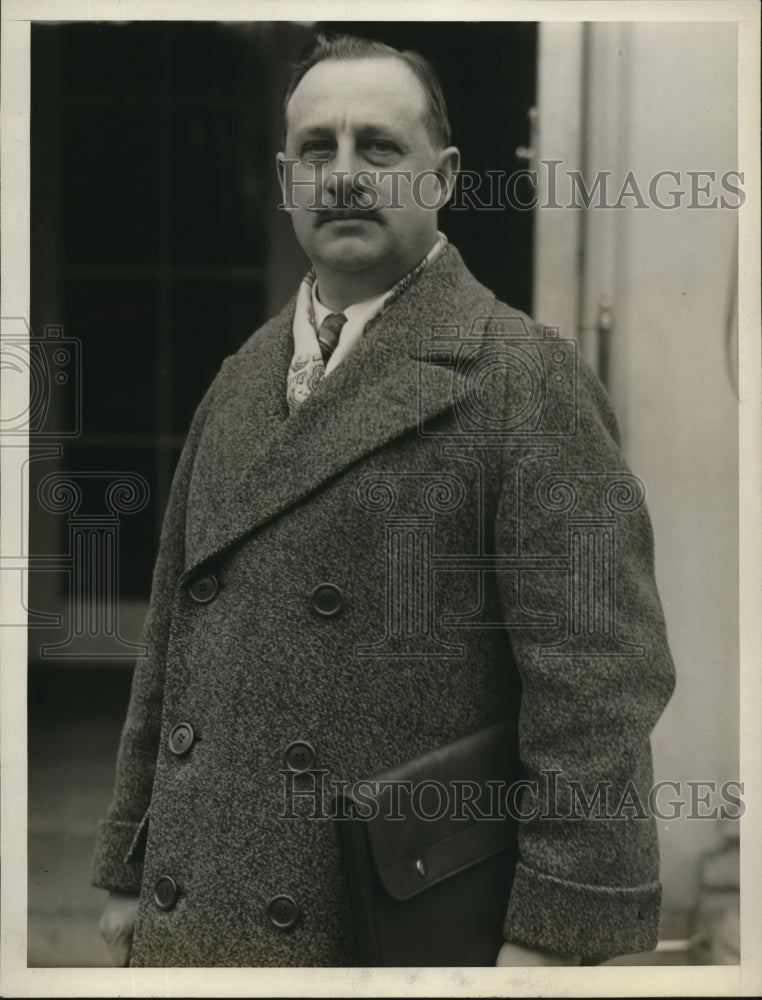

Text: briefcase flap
xmin=340 ymin=719 xmax=523 ymax=902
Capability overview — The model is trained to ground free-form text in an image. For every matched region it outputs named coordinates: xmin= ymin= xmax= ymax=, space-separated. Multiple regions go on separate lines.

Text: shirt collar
xmin=311 ymin=284 xmax=383 ymax=328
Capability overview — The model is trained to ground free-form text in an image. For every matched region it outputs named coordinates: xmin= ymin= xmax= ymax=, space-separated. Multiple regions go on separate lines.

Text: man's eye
xmin=366 ymin=141 xmax=398 ymax=156
xmin=301 ymin=142 xmax=333 ymax=160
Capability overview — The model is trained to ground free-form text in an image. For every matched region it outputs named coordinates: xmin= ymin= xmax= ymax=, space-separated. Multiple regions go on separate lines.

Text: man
xmin=93 ymin=34 xmax=675 ymax=967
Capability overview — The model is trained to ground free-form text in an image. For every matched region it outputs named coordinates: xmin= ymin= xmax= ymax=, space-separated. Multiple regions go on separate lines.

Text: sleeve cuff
xmin=503 ymin=861 xmax=662 ymax=961
xmin=89 ymin=817 xmax=147 ymax=894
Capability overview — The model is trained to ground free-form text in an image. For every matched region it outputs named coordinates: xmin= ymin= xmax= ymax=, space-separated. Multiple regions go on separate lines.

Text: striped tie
xmin=317 ymin=312 xmax=347 ymax=363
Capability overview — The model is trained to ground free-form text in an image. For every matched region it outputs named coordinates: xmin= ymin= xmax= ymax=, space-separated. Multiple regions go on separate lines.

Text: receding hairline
xmin=282 ymin=52 xmax=451 ymax=149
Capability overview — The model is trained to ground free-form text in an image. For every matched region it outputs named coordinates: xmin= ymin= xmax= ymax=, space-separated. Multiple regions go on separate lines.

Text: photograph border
xmin=2 ymin=1 xmax=760 ymax=996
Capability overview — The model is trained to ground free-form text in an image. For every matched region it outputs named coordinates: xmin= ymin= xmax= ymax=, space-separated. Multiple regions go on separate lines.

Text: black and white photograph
xmin=1 ymin=0 xmax=760 ymax=996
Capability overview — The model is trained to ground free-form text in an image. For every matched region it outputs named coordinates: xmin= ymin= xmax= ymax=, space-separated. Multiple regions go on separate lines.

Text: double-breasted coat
xmin=91 ymin=245 xmax=676 ymax=966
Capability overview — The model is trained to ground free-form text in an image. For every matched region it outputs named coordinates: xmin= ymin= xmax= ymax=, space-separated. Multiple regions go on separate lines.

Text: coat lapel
xmin=184 ymin=246 xmax=498 ymax=572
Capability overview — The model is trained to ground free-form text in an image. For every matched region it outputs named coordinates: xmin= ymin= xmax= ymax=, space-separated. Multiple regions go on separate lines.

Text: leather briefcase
xmin=332 ymin=718 xmax=524 ymax=966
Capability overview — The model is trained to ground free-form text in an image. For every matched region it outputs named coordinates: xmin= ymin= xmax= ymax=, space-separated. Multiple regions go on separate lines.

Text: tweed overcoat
xmin=91 ymin=245 xmax=676 ymax=966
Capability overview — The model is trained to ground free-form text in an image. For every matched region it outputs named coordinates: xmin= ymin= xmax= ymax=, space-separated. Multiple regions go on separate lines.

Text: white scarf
xmin=287 ymin=233 xmax=448 ymax=413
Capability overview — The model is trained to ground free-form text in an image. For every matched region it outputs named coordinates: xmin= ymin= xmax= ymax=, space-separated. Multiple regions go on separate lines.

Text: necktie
xmin=287 ymin=235 xmax=447 ymax=415
xmin=317 ymin=312 xmax=347 ymax=363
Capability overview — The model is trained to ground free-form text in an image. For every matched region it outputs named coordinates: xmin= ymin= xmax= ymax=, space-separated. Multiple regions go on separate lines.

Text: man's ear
xmin=434 ymin=145 xmax=461 ymax=205
xmin=275 ymin=152 xmax=293 ymax=210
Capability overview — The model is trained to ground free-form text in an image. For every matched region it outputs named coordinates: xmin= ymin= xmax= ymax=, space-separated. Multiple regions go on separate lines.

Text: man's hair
xmin=282 ymin=33 xmax=452 ymax=148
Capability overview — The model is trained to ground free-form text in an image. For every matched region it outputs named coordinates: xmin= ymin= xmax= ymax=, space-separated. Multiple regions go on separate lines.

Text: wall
xmin=616 ymin=21 xmax=739 ymax=918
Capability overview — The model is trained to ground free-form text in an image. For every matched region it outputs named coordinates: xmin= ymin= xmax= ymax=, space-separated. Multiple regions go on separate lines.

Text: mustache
xmin=310 ymin=206 xmax=382 ymax=223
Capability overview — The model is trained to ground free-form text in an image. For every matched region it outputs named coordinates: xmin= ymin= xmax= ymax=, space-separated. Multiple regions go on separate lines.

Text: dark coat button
xmin=168 ymin=722 xmax=195 ymax=756
xmin=188 ymin=574 xmax=219 ymax=604
xmin=153 ymin=875 xmax=178 ymax=910
xmin=284 ymin=740 xmax=316 ymax=773
xmin=267 ymin=894 xmax=300 ymax=930
xmin=310 ymin=582 xmax=343 ymax=617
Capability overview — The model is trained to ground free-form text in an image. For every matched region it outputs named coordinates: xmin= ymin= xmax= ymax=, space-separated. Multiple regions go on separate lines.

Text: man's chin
xmin=315 ymin=233 xmax=389 ymax=271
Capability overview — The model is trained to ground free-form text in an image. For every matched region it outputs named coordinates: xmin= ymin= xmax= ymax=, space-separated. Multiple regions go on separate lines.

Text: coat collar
xmin=184 ymin=245 xmax=501 ymax=573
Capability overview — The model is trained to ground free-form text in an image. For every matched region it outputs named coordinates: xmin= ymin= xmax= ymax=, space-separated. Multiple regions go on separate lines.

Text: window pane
xmin=169 ymin=107 xmax=270 ymax=268
xmin=63 ymin=278 xmax=159 ymax=435
xmin=62 ymin=105 xmax=159 ymax=267
xmin=169 ymin=279 xmax=266 ymax=434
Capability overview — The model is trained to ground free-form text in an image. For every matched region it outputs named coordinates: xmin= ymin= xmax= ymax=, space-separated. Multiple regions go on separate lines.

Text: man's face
xmin=277 ymin=57 xmax=459 ymax=282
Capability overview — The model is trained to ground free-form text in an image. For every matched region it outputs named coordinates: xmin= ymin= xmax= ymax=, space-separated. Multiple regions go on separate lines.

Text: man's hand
xmin=99 ymin=890 xmax=140 ymax=966
xmin=496 ymin=942 xmax=582 ymax=966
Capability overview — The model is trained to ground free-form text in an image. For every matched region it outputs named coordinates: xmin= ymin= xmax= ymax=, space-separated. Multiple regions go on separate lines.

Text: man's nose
xmin=325 ymin=145 xmax=362 ymax=207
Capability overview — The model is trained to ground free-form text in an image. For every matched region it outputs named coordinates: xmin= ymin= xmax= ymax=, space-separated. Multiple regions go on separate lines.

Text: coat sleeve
xmin=496 ymin=355 xmax=676 ymax=961
xmin=89 ymin=381 xmax=217 ymax=893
